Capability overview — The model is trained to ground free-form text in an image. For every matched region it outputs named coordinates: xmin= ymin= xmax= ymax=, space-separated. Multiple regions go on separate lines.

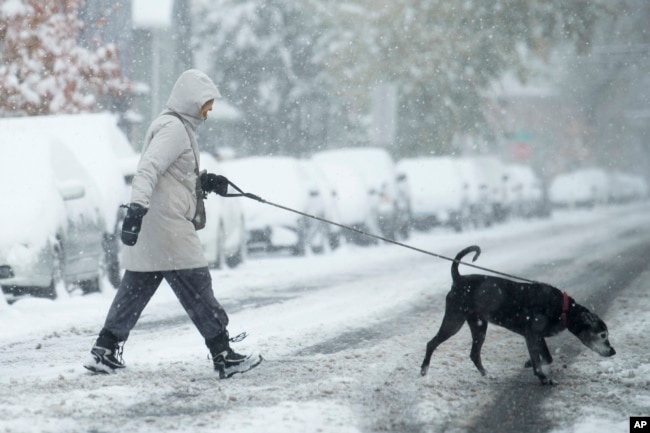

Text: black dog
xmin=420 ymin=245 xmax=615 ymax=385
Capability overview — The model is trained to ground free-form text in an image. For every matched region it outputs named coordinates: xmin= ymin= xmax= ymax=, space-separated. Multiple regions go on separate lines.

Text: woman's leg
xmin=103 ymin=270 xmax=164 ymax=341
xmin=163 ymin=267 xmax=229 ymax=340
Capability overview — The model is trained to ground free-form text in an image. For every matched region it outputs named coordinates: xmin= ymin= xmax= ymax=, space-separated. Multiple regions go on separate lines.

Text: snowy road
xmin=1 ymin=203 xmax=649 ymax=433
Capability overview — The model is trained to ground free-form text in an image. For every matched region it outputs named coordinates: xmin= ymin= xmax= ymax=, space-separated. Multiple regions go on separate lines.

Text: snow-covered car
xmin=608 ymin=172 xmax=648 ymax=204
xmin=0 ymin=113 xmax=134 ymax=288
xmin=394 ymin=170 xmax=412 ymax=238
xmin=312 ymin=147 xmax=404 ymax=239
xmin=473 ymin=156 xmax=509 ymax=223
xmin=396 ymin=157 xmax=468 ymax=232
xmin=299 ymin=160 xmax=342 ymax=250
xmin=549 ymin=168 xmax=609 ymax=208
xmin=454 ymin=157 xmax=493 ymax=227
xmin=222 ymin=156 xmax=328 ymax=256
xmin=310 ymin=160 xmax=379 ymax=246
xmin=504 ymin=163 xmax=549 ymax=219
xmin=0 ymin=139 xmax=105 ymax=301
xmin=197 ymin=153 xmax=247 ymax=269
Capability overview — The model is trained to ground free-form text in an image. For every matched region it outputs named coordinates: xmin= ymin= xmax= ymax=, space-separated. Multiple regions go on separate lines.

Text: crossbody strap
xmin=164 ymin=112 xmax=200 ymax=174
xmin=163 ymin=112 xmax=207 ymax=230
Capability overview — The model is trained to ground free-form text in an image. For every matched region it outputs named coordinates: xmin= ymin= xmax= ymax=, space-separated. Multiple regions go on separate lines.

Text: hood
xmin=166 ymin=69 xmax=221 ymax=129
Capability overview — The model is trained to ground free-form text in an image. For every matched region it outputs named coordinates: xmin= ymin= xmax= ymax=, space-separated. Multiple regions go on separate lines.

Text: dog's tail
xmin=452 ymin=245 xmax=481 ymax=282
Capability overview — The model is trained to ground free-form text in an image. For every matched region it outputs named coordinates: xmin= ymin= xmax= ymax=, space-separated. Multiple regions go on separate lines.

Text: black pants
xmin=103 ymin=267 xmax=229 ymax=342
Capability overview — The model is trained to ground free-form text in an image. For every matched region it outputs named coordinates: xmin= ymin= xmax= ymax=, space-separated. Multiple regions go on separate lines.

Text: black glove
xmin=120 ymin=203 xmax=148 ymax=246
xmin=200 ymin=172 xmax=229 ymax=196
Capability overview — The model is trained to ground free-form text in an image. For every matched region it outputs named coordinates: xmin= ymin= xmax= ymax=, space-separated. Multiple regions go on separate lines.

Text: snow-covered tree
xmin=194 ymin=0 xmax=610 ymax=157
xmin=330 ymin=0 xmax=610 ymax=156
xmin=195 ymin=0 xmax=342 ymax=155
xmin=0 ymin=0 xmax=131 ymax=116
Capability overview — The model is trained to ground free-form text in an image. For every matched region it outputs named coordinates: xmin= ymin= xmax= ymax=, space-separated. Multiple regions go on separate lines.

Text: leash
xmin=222 ymin=180 xmax=538 ymax=284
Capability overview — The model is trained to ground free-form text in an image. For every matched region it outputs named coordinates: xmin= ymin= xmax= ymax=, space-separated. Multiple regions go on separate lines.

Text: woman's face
xmin=200 ymin=99 xmax=214 ymax=119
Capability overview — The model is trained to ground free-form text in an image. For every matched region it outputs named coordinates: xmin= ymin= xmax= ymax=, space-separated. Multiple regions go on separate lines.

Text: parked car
xmin=300 ymin=160 xmax=342 ymax=250
xmin=473 ymin=156 xmax=509 ymax=223
xmin=223 ymin=156 xmax=328 ymax=256
xmin=608 ymin=172 xmax=648 ymax=204
xmin=504 ymin=163 xmax=548 ymax=219
xmin=197 ymin=153 xmax=247 ymax=268
xmin=312 ymin=147 xmax=405 ymax=240
xmin=549 ymin=168 xmax=609 ymax=208
xmin=454 ymin=157 xmax=492 ymax=227
xmin=0 ymin=139 xmax=105 ymax=301
xmin=310 ymin=160 xmax=379 ymax=246
xmin=396 ymin=157 xmax=468 ymax=232
xmin=0 ymin=113 xmax=133 ymax=288
xmin=394 ymin=169 xmax=412 ymax=238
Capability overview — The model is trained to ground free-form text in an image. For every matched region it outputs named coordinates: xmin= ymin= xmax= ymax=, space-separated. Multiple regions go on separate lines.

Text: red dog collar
xmin=561 ymin=291 xmax=569 ymax=328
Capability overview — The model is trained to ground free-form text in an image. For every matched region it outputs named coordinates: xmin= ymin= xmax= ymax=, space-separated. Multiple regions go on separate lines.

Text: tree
xmin=329 ymin=0 xmax=609 ymax=157
xmin=195 ymin=0 xmax=343 ymax=155
xmin=0 ymin=0 xmax=131 ymax=116
xmin=194 ymin=0 xmax=610 ymax=157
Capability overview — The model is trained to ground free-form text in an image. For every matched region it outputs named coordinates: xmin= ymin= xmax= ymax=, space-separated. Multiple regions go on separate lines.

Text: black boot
xmin=206 ymin=330 xmax=262 ymax=379
xmin=83 ymin=328 xmax=125 ymax=374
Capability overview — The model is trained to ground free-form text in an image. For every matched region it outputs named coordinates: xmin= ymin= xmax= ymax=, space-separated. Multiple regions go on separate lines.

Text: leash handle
xmin=221 ymin=179 xmax=538 ymax=284
xmin=221 ymin=179 xmax=265 ymax=202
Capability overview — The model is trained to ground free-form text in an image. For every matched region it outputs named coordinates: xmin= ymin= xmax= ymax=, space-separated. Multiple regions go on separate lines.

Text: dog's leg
xmin=467 ymin=314 xmax=488 ymax=376
xmin=420 ymin=309 xmax=465 ymax=376
xmin=524 ymin=338 xmax=553 ymax=368
xmin=524 ymin=334 xmax=553 ymax=385
xmin=540 ymin=339 xmax=553 ymax=365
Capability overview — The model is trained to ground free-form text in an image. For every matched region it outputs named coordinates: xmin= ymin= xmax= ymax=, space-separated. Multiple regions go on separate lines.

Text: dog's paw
xmin=539 ymin=377 xmax=557 ymax=386
xmin=420 ymin=366 xmax=429 ymax=376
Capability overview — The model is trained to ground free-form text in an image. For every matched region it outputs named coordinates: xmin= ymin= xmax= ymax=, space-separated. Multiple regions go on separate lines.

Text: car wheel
xmin=292 ymin=239 xmax=306 ymax=256
xmin=292 ymin=218 xmax=308 ymax=256
xmin=292 ymin=230 xmax=307 ymax=256
xmin=398 ymin=221 xmax=410 ymax=239
xmin=43 ymin=281 xmax=58 ymax=300
xmin=45 ymin=241 xmax=65 ymax=300
xmin=103 ymin=232 xmax=121 ymax=289
xmin=377 ymin=214 xmax=396 ymax=240
xmin=225 ymin=249 xmax=243 ymax=268
xmin=450 ymin=212 xmax=463 ymax=232
xmin=214 ymin=223 xmax=226 ymax=269
xmin=78 ymin=277 xmax=101 ymax=295
xmin=225 ymin=217 xmax=246 ymax=268
xmin=347 ymin=224 xmax=376 ymax=246
xmin=328 ymin=230 xmax=341 ymax=250
xmin=310 ymin=223 xmax=328 ymax=255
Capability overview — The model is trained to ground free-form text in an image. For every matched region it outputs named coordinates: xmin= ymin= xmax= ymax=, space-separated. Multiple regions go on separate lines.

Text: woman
xmin=84 ymin=69 xmax=261 ymax=379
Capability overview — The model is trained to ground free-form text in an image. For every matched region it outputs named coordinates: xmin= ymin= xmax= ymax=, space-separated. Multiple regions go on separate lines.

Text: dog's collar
xmin=561 ymin=291 xmax=570 ymax=328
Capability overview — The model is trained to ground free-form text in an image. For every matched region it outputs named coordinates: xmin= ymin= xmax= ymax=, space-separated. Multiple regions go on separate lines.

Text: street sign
xmin=511 ymin=142 xmax=532 ymax=161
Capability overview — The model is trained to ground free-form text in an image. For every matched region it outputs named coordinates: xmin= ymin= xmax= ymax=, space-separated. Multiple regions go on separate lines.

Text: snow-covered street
xmin=1 ymin=203 xmax=649 ymax=433
xmin=2 ymin=2 xmax=649 ymax=432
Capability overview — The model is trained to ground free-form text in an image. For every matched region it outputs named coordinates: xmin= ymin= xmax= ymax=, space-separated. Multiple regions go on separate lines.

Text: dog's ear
xmin=580 ymin=310 xmax=609 ymax=333
xmin=568 ymin=305 xmax=594 ymax=334
xmin=580 ymin=311 xmax=596 ymax=326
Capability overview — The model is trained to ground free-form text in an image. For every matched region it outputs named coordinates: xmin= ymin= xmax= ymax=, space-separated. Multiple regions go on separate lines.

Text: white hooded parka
xmin=122 ymin=70 xmax=221 ymax=271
